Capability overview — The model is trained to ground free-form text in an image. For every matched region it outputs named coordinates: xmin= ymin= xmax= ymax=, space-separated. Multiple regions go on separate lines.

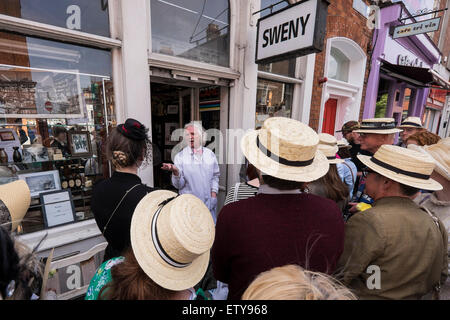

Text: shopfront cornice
xmin=0 ymin=14 xmax=122 ymax=50
xmin=149 ymin=53 xmax=240 ymax=81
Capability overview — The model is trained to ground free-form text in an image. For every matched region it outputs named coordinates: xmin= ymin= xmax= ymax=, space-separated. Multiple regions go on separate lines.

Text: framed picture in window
xmin=167 ymin=105 xmax=179 ymax=115
xmin=40 ymin=189 xmax=76 ymax=228
xmin=0 ymin=131 xmax=15 ymax=141
xmin=164 ymin=122 xmax=179 ymax=146
xmin=68 ymin=131 xmax=92 ymax=157
xmin=18 ymin=170 xmax=61 ymax=198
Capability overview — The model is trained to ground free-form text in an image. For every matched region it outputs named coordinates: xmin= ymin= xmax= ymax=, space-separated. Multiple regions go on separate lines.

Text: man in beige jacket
xmin=337 ymin=145 xmax=448 ymax=299
xmin=410 ymin=138 xmax=450 ymax=299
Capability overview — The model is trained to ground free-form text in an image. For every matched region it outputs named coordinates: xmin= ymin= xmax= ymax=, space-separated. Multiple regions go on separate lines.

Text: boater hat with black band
xmin=241 ymin=117 xmax=329 ymax=182
xmin=317 ymin=133 xmax=344 ymax=164
xmin=354 ymin=118 xmax=403 ymax=134
xmin=398 ymin=117 xmax=424 ymax=129
xmin=357 ymin=145 xmax=442 ymax=191
xmin=130 ymin=190 xmax=215 ymax=291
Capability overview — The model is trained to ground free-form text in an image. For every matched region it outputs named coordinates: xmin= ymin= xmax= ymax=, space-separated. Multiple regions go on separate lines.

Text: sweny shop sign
xmin=256 ymin=0 xmax=330 ymax=64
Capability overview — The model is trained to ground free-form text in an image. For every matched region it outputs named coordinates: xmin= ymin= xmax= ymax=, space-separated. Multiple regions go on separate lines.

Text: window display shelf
xmin=0 ymin=155 xmax=98 ymax=166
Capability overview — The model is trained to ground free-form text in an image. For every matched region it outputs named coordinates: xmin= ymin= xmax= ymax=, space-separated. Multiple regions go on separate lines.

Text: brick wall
xmin=308 ymin=0 xmax=373 ymax=131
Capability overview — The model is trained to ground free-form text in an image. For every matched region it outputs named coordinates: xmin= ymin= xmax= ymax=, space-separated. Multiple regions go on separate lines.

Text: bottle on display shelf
xmin=60 ymin=166 xmax=69 ymax=189
xmin=75 ymin=164 xmax=82 ymax=189
xmin=68 ymin=165 xmax=76 ymax=189
xmin=79 ymin=165 xmax=86 ymax=188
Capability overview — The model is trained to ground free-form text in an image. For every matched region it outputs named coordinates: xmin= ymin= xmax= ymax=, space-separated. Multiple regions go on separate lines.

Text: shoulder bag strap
xmin=102 ymin=184 xmax=142 ymax=236
xmin=342 ymin=161 xmax=355 ymax=184
xmin=233 ymin=182 xmax=241 ymax=203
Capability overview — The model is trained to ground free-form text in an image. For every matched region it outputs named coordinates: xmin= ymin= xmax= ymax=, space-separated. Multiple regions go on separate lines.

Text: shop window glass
xmin=329 ymin=47 xmax=350 ymax=82
xmin=150 ymin=0 xmax=230 ymax=67
xmin=0 ymin=32 xmax=115 ymax=234
xmin=260 ymin=0 xmax=288 ymax=17
xmin=258 ymin=59 xmax=296 ymax=78
xmin=256 ymin=79 xmax=293 ymax=129
xmin=0 ymin=0 xmax=110 ymax=37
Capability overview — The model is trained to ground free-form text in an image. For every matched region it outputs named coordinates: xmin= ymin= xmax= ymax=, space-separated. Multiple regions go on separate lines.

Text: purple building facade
xmin=363 ymin=2 xmax=441 ymax=125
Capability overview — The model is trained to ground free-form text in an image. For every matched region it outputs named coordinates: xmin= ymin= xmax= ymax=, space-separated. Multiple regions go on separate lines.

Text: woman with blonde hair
xmin=242 ymin=265 xmax=356 ymax=300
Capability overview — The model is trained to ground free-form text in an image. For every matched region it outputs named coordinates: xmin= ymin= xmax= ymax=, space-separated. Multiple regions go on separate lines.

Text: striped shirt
xmin=224 ymin=182 xmax=259 ymax=206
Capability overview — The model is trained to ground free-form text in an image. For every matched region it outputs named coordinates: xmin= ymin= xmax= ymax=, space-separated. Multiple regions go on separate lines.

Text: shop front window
xmin=258 ymin=59 xmax=296 ymax=78
xmin=256 ymin=79 xmax=293 ymax=129
xmin=329 ymin=47 xmax=350 ymax=82
xmin=0 ymin=32 xmax=115 ymax=234
xmin=0 ymin=0 xmax=110 ymax=37
xmin=150 ymin=0 xmax=230 ymax=67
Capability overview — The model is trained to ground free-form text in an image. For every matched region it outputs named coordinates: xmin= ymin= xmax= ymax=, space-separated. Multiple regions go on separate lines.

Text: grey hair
xmin=184 ymin=122 xmax=207 ymax=146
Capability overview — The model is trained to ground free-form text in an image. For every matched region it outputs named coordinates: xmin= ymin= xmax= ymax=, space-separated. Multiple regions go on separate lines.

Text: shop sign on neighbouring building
xmin=398 ymin=55 xmax=424 ymax=68
xmin=392 ymin=17 xmax=441 ymax=39
xmin=255 ymin=0 xmax=330 ymax=64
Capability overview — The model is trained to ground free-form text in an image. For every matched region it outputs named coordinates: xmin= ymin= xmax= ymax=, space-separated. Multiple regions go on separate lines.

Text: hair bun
xmin=112 ymin=150 xmax=129 ymax=167
xmin=117 ymin=118 xmax=148 ymax=141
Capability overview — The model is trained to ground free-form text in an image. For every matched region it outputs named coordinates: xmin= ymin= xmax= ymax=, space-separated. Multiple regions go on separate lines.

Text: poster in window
xmin=0 ymin=66 xmax=84 ymax=119
xmin=164 ymin=122 xmax=180 ymax=146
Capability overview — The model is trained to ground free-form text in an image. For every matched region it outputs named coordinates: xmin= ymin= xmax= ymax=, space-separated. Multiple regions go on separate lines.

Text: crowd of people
xmin=1 ymin=115 xmax=449 ymax=301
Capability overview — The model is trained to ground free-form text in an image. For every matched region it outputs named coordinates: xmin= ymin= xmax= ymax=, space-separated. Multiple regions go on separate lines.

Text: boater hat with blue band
xmin=241 ymin=117 xmax=329 ymax=182
xmin=354 ymin=118 xmax=403 ymax=134
xmin=130 ymin=190 xmax=215 ymax=291
xmin=398 ymin=117 xmax=424 ymax=129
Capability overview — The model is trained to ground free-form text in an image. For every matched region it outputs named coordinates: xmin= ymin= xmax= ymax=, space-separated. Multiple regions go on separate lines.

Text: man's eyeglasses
xmin=362 ymin=168 xmax=376 ymax=178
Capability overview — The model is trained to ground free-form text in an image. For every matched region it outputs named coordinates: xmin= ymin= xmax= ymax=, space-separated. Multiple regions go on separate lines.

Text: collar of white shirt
xmin=257 ymin=184 xmax=302 ymax=195
xmin=190 ymin=147 xmax=203 ymax=155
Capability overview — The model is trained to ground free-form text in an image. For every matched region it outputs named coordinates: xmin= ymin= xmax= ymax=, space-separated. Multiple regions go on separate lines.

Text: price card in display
xmin=40 ymin=190 xmax=76 ymax=228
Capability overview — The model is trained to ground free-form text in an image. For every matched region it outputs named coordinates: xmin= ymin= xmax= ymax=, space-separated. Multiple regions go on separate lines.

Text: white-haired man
xmin=161 ymin=122 xmax=220 ymax=223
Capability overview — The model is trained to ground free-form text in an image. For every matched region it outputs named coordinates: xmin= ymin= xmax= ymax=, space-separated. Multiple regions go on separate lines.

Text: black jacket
xmin=91 ymin=171 xmax=154 ymax=261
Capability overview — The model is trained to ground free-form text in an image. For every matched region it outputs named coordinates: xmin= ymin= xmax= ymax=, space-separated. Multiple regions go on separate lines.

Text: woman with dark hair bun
xmin=91 ymin=119 xmax=155 ymax=262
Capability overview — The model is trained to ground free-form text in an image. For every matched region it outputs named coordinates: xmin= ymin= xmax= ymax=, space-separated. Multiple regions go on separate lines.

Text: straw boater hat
xmin=408 ymin=137 xmax=450 ymax=181
xmin=0 ymin=180 xmax=31 ymax=232
xmin=357 ymin=144 xmax=442 ymax=191
xmin=130 ymin=190 xmax=215 ymax=291
xmin=398 ymin=117 xmax=424 ymax=129
xmin=337 ymin=139 xmax=352 ymax=149
xmin=241 ymin=117 xmax=329 ymax=182
xmin=354 ymin=118 xmax=403 ymax=134
xmin=317 ymin=133 xmax=344 ymax=164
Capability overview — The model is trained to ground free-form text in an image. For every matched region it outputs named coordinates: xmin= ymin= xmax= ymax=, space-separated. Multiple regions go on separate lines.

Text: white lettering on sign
xmin=393 ymin=17 xmax=441 ymax=39
xmin=66 ymin=264 xmax=81 ymax=290
xmin=66 ymin=5 xmax=81 ymax=30
xmin=256 ymin=0 xmax=319 ymax=63
xmin=398 ymin=55 xmax=424 ymax=68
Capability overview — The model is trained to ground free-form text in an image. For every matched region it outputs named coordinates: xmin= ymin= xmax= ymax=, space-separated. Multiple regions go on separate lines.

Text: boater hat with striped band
xmin=398 ymin=117 xmax=424 ymax=129
xmin=317 ymin=133 xmax=344 ymax=164
xmin=130 ymin=190 xmax=215 ymax=291
xmin=357 ymin=145 xmax=442 ymax=191
xmin=354 ymin=118 xmax=403 ymax=134
xmin=241 ymin=117 xmax=329 ymax=182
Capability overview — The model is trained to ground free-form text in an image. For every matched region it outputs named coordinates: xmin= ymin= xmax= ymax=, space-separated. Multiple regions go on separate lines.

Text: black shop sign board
xmin=255 ymin=0 xmax=330 ymax=64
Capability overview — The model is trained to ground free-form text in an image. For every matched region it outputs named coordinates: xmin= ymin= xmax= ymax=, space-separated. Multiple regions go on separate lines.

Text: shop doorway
xmin=322 ymin=98 xmax=338 ymax=135
xmin=150 ymin=82 xmax=221 ymax=189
